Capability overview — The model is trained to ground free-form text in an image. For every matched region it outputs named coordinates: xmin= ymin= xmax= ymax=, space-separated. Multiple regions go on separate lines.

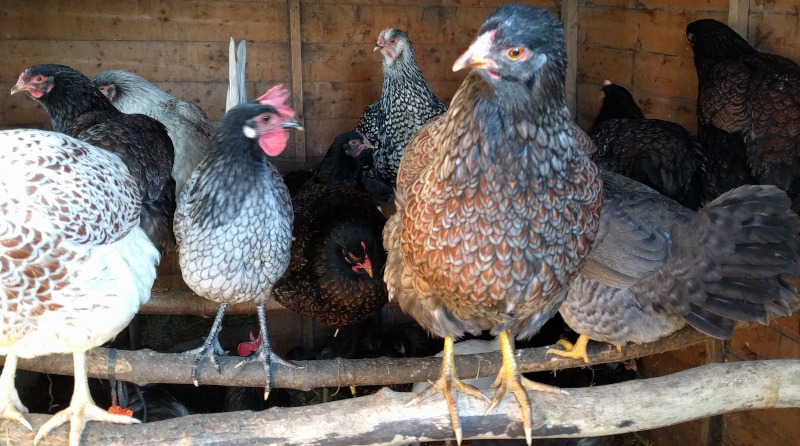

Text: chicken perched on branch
xmin=0 ymin=129 xmax=160 ymax=446
xmin=273 ymin=183 xmax=388 ymax=326
xmin=11 ymin=64 xmax=176 ymax=255
xmin=174 ymin=86 xmax=302 ymax=398
xmin=92 ymin=70 xmax=215 ymax=198
xmin=383 ymin=5 xmax=602 ymax=444
xmin=687 ymin=19 xmax=800 ymax=209
xmin=590 ymin=81 xmax=708 ymax=209
xmin=551 ymin=165 xmax=799 ymax=363
xmin=356 ymin=27 xmax=447 ymax=195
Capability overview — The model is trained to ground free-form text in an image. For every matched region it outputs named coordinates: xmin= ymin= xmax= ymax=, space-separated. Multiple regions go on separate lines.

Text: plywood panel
xmin=631 ymin=52 xmax=697 ymax=101
xmin=1 ymin=0 xmax=288 ymax=42
xmin=750 ymin=14 xmax=800 ymax=60
xmin=0 ymin=41 xmax=290 ymax=83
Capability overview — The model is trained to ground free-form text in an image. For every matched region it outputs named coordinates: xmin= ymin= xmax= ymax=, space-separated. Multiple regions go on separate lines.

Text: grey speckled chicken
xmin=0 ymin=129 xmax=159 ymax=446
xmin=687 ymin=19 xmax=800 ymax=210
xmin=549 ymin=164 xmax=799 ymax=363
xmin=92 ymin=70 xmax=215 ymax=198
xmin=590 ymin=81 xmax=708 ymax=210
xmin=356 ymin=27 xmax=447 ymax=193
xmin=383 ymin=5 xmax=602 ymax=444
xmin=174 ymin=86 xmax=302 ymax=397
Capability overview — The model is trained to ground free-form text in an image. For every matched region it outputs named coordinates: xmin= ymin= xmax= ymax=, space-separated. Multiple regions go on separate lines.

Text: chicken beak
xmin=452 ymin=30 xmax=498 ymax=72
xmin=280 ymin=119 xmax=304 ymax=131
xmin=363 ymin=263 xmax=374 ymax=278
xmin=373 ymin=45 xmax=382 ymax=52
xmin=10 ymin=80 xmax=29 ymax=95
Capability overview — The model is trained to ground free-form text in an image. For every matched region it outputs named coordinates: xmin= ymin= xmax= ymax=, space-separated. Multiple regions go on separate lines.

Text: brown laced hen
xmin=0 ymin=129 xmax=159 ymax=446
xmin=687 ymin=19 xmax=800 ymax=210
xmin=273 ymin=183 xmax=388 ymax=327
xmin=383 ymin=5 xmax=602 ymax=444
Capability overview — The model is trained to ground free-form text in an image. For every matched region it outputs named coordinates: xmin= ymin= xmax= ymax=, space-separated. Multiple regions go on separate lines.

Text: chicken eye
xmin=261 ymin=114 xmax=271 ymax=122
xmin=349 ymin=139 xmax=358 ymax=146
xmin=33 ymin=75 xmax=45 ymax=82
xmin=389 ymin=38 xmax=397 ymax=45
xmin=507 ymin=47 xmax=524 ymax=60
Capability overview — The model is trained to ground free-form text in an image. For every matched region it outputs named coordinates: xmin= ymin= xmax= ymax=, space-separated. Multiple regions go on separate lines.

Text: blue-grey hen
xmin=383 ymin=5 xmax=603 ymax=444
xmin=356 ymin=28 xmax=447 ymax=193
xmin=174 ymin=86 xmax=302 ymax=397
xmin=549 ymin=128 xmax=800 ymax=363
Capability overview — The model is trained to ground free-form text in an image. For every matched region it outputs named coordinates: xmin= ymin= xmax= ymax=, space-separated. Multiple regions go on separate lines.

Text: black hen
xmin=356 ymin=28 xmax=448 ymax=193
xmin=308 ymin=130 xmax=373 ymax=191
xmin=590 ymin=81 xmax=708 ymax=209
xmin=687 ymin=19 xmax=800 ymax=209
xmin=11 ymin=64 xmax=176 ymax=255
xmin=273 ymin=183 xmax=388 ymax=327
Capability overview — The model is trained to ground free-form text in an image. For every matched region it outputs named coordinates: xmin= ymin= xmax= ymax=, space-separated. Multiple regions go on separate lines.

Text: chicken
xmin=0 ymin=129 xmax=159 ymax=446
xmin=686 ymin=19 xmax=800 ymax=209
xmin=356 ymin=27 xmax=448 ymax=193
xmin=272 ymin=183 xmax=388 ymax=326
xmin=92 ymin=70 xmax=215 ymax=198
xmin=305 ymin=130 xmax=374 ymax=192
xmin=174 ymin=86 xmax=302 ymax=397
xmin=11 ymin=64 xmax=176 ymax=255
xmin=383 ymin=5 xmax=602 ymax=444
xmin=550 ymin=167 xmax=799 ymax=363
xmin=590 ymin=81 xmax=708 ymax=209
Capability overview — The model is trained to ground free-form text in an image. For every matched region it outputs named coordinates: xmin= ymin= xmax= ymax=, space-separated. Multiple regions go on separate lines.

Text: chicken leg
xmin=546 ymin=334 xmax=591 ymax=363
xmin=407 ymin=336 xmax=488 ymax=445
xmin=34 ymin=352 xmax=138 ymax=446
xmin=0 ymin=354 xmax=32 ymax=431
xmin=488 ymin=330 xmax=567 ymax=446
xmin=236 ymin=304 xmax=300 ymax=400
xmin=190 ymin=303 xmax=229 ymax=386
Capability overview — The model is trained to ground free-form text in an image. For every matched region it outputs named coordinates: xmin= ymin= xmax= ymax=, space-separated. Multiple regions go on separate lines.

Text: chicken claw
xmin=34 ymin=352 xmax=139 ymax=446
xmin=546 ymin=335 xmax=591 ymax=363
xmin=488 ymin=331 xmax=567 ymax=446
xmin=0 ymin=354 xmax=32 ymax=431
xmin=407 ymin=336 xmax=488 ymax=445
xmin=190 ymin=303 xmax=229 ymax=386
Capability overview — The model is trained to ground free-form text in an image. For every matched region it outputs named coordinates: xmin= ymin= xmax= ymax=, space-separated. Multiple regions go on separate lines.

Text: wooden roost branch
xmin=4 ymin=360 xmax=799 ymax=445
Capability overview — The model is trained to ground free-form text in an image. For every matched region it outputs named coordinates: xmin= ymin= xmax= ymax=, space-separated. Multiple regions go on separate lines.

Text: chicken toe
xmin=190 ymin=303 xmax=229 ymax=386
xmin=546 ymin=334 xmax=591 ymax=363
xmin=407 ymin=337 xmax=487 ymax=445
xmin=0 ymin=354 xmax=32 ymax=431
xmin=34 ymin=352 xmax=139 ymax=446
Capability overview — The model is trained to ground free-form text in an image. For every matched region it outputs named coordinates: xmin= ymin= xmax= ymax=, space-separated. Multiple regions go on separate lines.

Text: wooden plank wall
xmin=0 ymin=0 xmax=558 ymax=171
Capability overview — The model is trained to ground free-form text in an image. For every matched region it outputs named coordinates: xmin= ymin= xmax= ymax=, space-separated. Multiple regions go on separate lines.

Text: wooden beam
xmin=1 ymin=319 xmax=777 ymax=391
xmin=562 ymin=0 xmax=579 ymax=117
xmin=727 ymin=0 xmax=749 ymax=38
xmin=288 ymin=0 xmax=306 ymax=163
xmin=7 ymin=361 xmax=800 ymax=445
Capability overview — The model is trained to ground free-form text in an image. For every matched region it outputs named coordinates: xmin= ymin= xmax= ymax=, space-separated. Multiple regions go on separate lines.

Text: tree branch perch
xmin=3 ymin=360 xmax=799 ymax=445
xmin=0 ymin=319 xmax=775 ymax=391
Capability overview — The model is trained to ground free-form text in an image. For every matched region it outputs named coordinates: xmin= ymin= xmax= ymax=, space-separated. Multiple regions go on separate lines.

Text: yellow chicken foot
xmin=0 ymin=354 xmax=32 ymax=431
xmin=489 ymin=330 xmax=567 ymax=446
xmin=407 ymin=336 xmax=488 ymax=445
xmin=34 ymin=352 xmax=139 ymax=446
xmin=546 ymin=334 xmax=591 ymax=363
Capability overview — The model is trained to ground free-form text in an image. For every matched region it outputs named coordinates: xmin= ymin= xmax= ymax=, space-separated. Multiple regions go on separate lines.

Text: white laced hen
xmin=0 ymin=129 xmax=159 ymax=446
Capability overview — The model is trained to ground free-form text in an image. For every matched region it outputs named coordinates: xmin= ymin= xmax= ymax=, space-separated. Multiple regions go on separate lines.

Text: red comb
xmin=257 ymin=85 xmax=295 ymax=119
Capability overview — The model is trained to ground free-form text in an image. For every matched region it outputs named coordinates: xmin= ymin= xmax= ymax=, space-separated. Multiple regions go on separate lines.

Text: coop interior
xmin=2 ymin=0 xmax=799 ymax=445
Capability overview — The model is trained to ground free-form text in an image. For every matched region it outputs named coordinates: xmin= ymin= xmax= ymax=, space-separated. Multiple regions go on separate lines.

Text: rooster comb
xmin=257 ymin=85 xmax=295 ymax=119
